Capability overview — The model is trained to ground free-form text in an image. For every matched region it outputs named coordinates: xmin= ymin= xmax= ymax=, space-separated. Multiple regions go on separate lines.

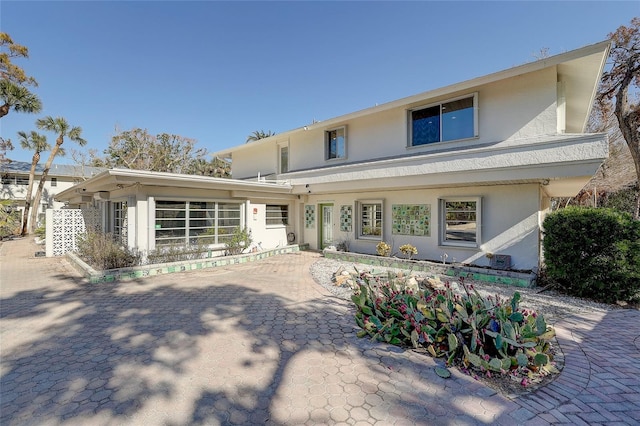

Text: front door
xmin=319 ymin=204 xmax=333 ymax=249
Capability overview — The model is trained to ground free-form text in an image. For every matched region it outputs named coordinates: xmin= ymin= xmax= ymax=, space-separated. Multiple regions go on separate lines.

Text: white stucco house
xmin=54 ymin=41 xmax=610 ymax=271
xmin=1 ymin=161 xmax=103 ymax=230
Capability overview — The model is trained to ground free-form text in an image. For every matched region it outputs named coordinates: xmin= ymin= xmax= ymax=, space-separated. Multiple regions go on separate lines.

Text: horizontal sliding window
xmin=410 ymin=94 xmax=477 ymax=146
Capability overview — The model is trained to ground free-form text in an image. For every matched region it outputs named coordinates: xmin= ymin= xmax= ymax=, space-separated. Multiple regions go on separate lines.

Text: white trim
xmin=407 ymin=93 xmax=478 ymax=147
xmin=439 ymin=196 xmax=482 ymax=248
xmin=325 ymin=126 xmax=348 ymax=162
xmin=356 ymin=199 xmax=384 ymax=241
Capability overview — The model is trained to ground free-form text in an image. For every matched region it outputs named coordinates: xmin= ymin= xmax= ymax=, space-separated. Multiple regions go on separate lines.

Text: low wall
xmin=322 ymin=249 xmax=536 ymax=288
xmin=67 ymin=245 xmax=302 ymax=284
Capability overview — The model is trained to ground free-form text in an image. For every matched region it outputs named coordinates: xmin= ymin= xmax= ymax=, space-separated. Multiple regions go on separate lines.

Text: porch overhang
xmin=55 ymin=169 xmax=295 ymax=203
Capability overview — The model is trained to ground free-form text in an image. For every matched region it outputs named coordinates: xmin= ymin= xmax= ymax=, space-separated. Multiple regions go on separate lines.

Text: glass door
xmin=319 ymin=204 xmax=333 ymax=249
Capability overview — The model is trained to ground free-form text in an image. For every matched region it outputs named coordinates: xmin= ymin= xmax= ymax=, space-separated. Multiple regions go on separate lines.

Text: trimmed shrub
xmin=77 ymin=232 xmax=141 ymax=270
xmin=542 ymin=207 xmax=640 ymax=303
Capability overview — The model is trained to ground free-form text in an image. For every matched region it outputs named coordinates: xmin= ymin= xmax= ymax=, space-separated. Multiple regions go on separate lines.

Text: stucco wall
xmin=301 ymin=183 xmax=541 ymax=271
xmin=231 ymin=67 xmax=558 ymax=179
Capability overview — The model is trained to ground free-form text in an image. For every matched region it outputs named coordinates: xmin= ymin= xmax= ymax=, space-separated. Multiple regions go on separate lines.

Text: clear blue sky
xmin=1 ymin=1 xmax=638 ymax=164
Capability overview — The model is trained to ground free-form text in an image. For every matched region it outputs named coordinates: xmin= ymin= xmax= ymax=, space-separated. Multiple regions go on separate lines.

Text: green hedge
xmin=542 ymin=207 xmax=640 ymax=303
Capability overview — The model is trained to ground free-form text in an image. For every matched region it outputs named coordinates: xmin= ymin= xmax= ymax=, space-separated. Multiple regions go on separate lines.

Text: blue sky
xmin=1 ymin=1 xmax=638 ymax=164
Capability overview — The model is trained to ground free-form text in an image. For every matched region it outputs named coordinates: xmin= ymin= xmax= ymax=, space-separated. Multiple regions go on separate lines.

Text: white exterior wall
xmin=231 ymin=67 xmax=558 ymax=178
xmin=301 ymin=183 xmax=541 ymax=270
xmin=245 ymin=201 xmax=295 ymax=250
xmin=2 ymin=176 xmax=80 ymax=229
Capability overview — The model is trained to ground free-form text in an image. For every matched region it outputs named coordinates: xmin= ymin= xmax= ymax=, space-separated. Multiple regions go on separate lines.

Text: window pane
xmin=280 ymin=146 xmax=288 ymax=173
xmin=361 ymin=203 xmax=382 ymax=237
xmin=266 ymin=205 xmax=288 ymax=225
xmin=444 ymin=201 xmax=477 ymax=243
xmin=442 ymin=97 xmax=474 ymax=141
xmin=327 ymin=128 xmax=345 ymax=159
xmin=155 ymin=201 xmax=241 ymax=247
xmin=412 ymin=106 xmax=440 ymax=145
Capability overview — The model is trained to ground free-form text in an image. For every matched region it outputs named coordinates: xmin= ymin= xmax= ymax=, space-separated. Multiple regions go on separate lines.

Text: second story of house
xmin=215 ymin=41 xmax=610 ymax=195
xmin=1 ymin=161 xmax=105 ymax=206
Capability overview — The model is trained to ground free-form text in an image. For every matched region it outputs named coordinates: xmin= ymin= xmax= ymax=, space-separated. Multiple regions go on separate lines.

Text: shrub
xmin=351 ymin=273 xmax=556 ymax=384
xmin=399 ymin=243 xmax=417 ymax=260
xmin=145 ymin=242 xmax=211 ymax=265
xmin=77 ymin=232 xmax=141 ymax=270
xmin=376 ymin=241 xmax=391 ymax=257
xmin=542 ymin=207 xmax=640 ymax=303
xmin=225 ymin=227 xmax=252 ymax=255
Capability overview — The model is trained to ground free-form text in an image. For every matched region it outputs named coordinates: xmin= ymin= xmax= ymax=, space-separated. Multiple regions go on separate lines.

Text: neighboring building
xmin=55 ymin=41 xmax=610 ymax=271
xmin=0 ymin=161 xmax=104 ymax=230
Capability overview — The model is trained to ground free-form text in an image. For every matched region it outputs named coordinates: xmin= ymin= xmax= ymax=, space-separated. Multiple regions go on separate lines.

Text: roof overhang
xmin=55 ymin=169 xmax=294 ymax=202
xmin=284 ymin=133 xmax=608 ymax=197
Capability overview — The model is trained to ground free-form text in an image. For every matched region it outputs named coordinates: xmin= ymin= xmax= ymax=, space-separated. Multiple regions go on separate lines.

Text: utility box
xmin=491 ymin=254 xmax=511 ymax=270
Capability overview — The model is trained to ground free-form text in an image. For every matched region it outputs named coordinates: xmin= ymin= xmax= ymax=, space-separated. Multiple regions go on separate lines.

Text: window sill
xmin=325 ymin=156 xmax=347 ymax=163
xmin=356 ymin=236 xmax=383 ymax=242
xmin=438 ymin=243 xmax=479 ymax=250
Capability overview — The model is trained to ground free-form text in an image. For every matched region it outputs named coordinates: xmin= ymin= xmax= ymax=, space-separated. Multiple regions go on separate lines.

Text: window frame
xmin=439 ymin=197 xmax=482 ymax=248
xmin=154 ymin=199 xmax=243 ymax=247
xmin=50 ymin=177 xmax=57 ymax=187
xmin=356 ymin=199 xmax=383 ymax=241
xmin=15 ymin=176 xmax=29 ymax=185
xmin=325 ymin=126 xmax=347 ymax=161
xmin=408 ymin=93 xmax=478 ymax=147
xmin=278 ymin=142 xmax=289 ymax=174
xmin=266 ymin=204 xmax=289 ymax=227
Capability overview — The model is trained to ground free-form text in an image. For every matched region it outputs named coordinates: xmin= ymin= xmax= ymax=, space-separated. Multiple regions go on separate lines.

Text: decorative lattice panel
xmin=304 ymin=205 xmax=315 ymax=229
xmin=51 ymin=208 xmax=102 ymax=256
xmin=340 ymin=205 xmax=352 ymax=232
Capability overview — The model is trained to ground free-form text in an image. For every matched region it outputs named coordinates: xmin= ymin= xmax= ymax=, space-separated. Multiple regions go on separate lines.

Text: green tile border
xmin=67 ymin=245 xmax=302 ymax=284
xmin=323 ymin=249 xmax=536 ymax=287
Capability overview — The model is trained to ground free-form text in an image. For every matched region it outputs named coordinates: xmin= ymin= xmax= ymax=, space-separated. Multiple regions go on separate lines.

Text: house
xmin=1 ymin=161 xmax=104 ymax=230
xmin=55 ymin=41 xmax=610 ymax=271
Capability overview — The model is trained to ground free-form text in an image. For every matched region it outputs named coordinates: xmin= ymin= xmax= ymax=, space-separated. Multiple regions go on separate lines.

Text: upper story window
xmin=439 ymin=197 xmax=481 ymax=248
xmin=266 ymin=204 xmax=289 ymax=226
xmin=409 ymin=94 xmax=477 ymax=146
xmin=279 ymin=144 xmax=289 ymax=174
xmin=325 ymin=127 xmax=346 ymax=160
xmin=51 ymin=177 xmax=57 ymax=187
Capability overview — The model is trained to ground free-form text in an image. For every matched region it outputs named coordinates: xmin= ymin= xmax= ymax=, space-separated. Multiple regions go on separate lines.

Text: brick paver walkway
xmin=1 ymin=237 xmax=639 ymax=425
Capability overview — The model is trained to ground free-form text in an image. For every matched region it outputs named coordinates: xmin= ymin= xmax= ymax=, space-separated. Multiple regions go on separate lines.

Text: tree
xmin=0 ymin=136 xmax=13 ymax=168
xmin=17 ymin=130 xmax=50 ymax=235
xmin=246 ymin=129 xmax=275 ymax=143
xmin=0 ymin=80 xmax=42 ymax=118
xmin=0 ymin=32 xmax=41 ymax=119
xmin=30 ymin=116 xmax=86 ymax=232
xmin=597 ymin=17 xmax=640 ymax=219
xmin=0 ymin=32 xmax=37 ymax=86
xmin=90 ymin=127 xmax=229 ymax=176
xmin=184 ymin=156 xmax=232 ymax=178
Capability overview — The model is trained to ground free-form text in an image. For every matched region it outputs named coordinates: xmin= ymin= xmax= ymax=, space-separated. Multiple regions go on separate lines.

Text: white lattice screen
xmin=46 ymin=208 xmax=102 ymax=257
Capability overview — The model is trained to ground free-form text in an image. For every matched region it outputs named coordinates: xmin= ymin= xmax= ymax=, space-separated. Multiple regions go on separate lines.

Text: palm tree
xmin=0 ymin=80 xmax=42 ymax=119
xmin=29 ymin=116 xmax=86 ymax=232
xmin=17 ymin=130 xmax=50 ymax=235
xmin=245 ymin=129 xmax=275 ymax=143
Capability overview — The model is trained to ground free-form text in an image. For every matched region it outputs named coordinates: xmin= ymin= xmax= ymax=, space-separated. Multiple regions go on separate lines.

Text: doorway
xmin=319 ymin=204 xmax=333 ymax=249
